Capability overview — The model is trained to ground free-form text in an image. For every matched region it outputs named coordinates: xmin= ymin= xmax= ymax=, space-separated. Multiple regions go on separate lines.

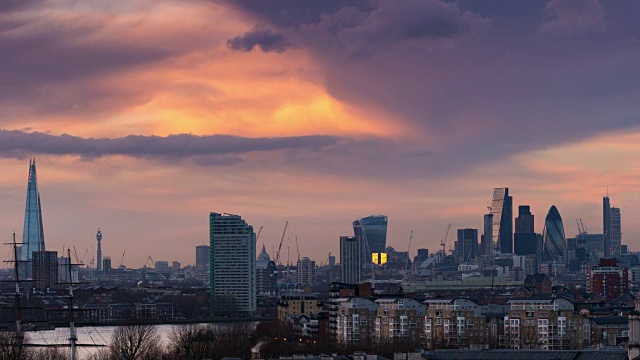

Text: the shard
xmin=21 ymin=159 xmax=45 ymax=261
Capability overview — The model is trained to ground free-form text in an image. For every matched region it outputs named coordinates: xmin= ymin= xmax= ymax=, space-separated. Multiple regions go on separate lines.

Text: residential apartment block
xmin=424 ymin=298 xmax=490 ymax=349
xmin=335 ymin=297 xmax=378 ymax=346
xmin=502 ymin=298 xmax=588 ymax=350
xmin=374 ymin=298 xmax=425 ymax=344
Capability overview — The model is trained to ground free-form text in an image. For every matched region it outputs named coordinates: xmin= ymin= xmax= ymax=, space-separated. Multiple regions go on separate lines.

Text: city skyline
xmin=0 ymin=157 xmax=633 ymax=268
xmin=0 ymin=1 xmax=639 ymax=266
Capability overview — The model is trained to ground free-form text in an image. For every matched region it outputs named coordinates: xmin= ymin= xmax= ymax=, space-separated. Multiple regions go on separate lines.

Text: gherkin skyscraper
xmin=20 ymin=159 xmax=45 ymax=262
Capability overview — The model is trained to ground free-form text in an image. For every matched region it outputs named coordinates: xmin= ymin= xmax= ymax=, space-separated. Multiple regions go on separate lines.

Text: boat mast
xmin=67 ymin=248 xmax=77 ymax=360
xmin=11 ymin=232 xmax=23 ymax=341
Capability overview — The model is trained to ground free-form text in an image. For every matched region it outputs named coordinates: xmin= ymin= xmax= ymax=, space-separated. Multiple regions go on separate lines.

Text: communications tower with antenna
xmin=96 ymin=228 xmax=102 ymax=271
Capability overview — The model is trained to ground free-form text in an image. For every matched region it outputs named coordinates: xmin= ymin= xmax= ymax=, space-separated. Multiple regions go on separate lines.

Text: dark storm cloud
xmin=227 ymin=28 xmax=290 ymax=53
xmin=0 ymin=130 xmax=341 ymax=162
xmin=316 ymin=0 xmax=490 ymax=56
xmin=219 ymin=0 xmax=372 ymax=28
xmin=225 ymin=0 xmax=489 ymax=56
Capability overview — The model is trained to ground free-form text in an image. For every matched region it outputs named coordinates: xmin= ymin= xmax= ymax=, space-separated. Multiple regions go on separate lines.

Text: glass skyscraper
xmin=603 ymin=196 xmax=611 ymax=258
xmin=610 ymin=207 xmax=621 ymax=258
xmin=480 ymin=213 xmax=493 ymax=256
xmin=603 ymin=196 xmax=622 ymax=258
xmin=514 ymin=205 xmax=537 ymax=256
xmin=353 ymin=215 xmax=388 ymax=255
xmin=21 ymin=159 xmax=45 ymax=262
xmin=209 ymin=212 xmax=256 ymax=316
xmin=455 ymin=228 xmax=478 ymax=263
xmin=490 ymin=188 xmax=513 ymax=254
xmin=543 ymin=205 xmax=565 ymax=263
xmin=340 ymin=236 xmax=363 ymax=284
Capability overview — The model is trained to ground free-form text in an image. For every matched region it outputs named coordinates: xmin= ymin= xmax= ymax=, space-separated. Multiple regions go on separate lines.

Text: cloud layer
xmin=0 ymin=130 xmax=341 ymax=161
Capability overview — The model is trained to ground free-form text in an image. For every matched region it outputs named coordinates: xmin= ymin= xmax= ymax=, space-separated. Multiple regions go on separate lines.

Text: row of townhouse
xmin=335 ymin=295 xmax=626 ymax=350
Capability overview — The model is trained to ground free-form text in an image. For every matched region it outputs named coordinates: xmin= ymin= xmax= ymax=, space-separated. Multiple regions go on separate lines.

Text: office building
xmin=610 ymin=207 xmax=621 ymax=258
xmin=353 ymin=215 xmax=387 ymax=257
xmin=209 ymin=212 xmax=256 ymax=316
xmin=602 ymin=197 xmax=622 ymax=258
xmin=514 ymin=206 xmax=537 ymax=256
xmin=588 ymin=258 xmax=628 ymax=300
xmin=103 ymin=257 xmax=112 ymax=272
xmin=481 ymin=213 xmax=493 ymax=256
xmin=490 ymin=188 xmax=513 ymax=254
xmin=21 ymin=159 xmax=46 ymax=268
xmin=196 ymin=245 xmax=210 ymax=267
xmin=155 ymin=260 xmax=170 ymax=273
xmin=543 ymin=205 xmax=565 ymax=263
xmin=340 ymin=236 xmax=363 ymax=284
xmin=455 ymin=228 xmax=478 ymax=263
xmin=32 ymin=251 xmax=58 ymax=290
xmin=297 ymin=257 xmax=316 ymax=286
xmin=256 ymin=245 xmax=277 ymax=297
xmin=603 ymin=196 xmax=611 ymax=258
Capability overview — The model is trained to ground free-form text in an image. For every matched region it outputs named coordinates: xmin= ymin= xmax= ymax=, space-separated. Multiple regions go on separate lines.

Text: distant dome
xmin=257 ymin=244 xmax=271 ymax=261
xmin=386 ymin=246 xmax=395 ymax=253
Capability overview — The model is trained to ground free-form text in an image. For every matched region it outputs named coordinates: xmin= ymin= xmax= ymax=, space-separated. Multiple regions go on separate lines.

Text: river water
xmin=27 ymin=322 xmax=258 ymax=359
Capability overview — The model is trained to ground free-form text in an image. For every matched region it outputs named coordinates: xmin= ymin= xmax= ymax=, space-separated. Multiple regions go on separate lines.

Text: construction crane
xmin=440 ymin=223 xmax=451 ymax=255
xmin=256 ymin=226 xmax=263 ymax=242
xmin=90 ymin=244 xmax=94 ymax=269
xmin=295 ymin=236 xmax=300 ymax=262
xmin=72 ymin=246 xmax=82 ymax=266
xmin=325 ymin=252 xmax=333 ymax=284
xmin=405 ymin=231 xmax=413 ymax=271
xmin=275 ymin=221 xmax=288 ymax=266
xmin=119 ymin=250 xmax=126 ymax=268
xmin=320 ymin=251 xmax=331 ymax=266
xmin=143 ymin=254 xmax=154 ymax=268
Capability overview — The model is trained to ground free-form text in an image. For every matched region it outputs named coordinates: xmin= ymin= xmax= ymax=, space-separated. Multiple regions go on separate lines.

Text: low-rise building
xmin=277 ymin=292 xmax=324 ymax=321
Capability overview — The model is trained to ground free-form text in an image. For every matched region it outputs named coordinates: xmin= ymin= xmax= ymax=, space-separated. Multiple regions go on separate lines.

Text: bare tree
xmin=0 ymin=331 xmax=29 ymax=360
xmin=166 ymin=324 xmax=215 ymax=360
xmin=107 ymin=324 xmax=163 ymax=360
xmin=31 ymin=347 xmax=69 ymax=360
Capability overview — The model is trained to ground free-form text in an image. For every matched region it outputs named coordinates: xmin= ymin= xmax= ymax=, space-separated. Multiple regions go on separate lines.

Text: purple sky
xmin=0 ymin=0 xmax=639 ymax=267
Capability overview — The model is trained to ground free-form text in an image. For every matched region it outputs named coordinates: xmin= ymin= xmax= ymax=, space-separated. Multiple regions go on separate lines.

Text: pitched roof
xmin=422 ymin=349 xmax=627 ymax=360
xmin=523 ymin=273 xmax=549 ymax=284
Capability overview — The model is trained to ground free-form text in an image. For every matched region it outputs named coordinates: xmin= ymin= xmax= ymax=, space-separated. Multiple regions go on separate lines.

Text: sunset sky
xmin=1 ymin=0 xmax=639 ymax=267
